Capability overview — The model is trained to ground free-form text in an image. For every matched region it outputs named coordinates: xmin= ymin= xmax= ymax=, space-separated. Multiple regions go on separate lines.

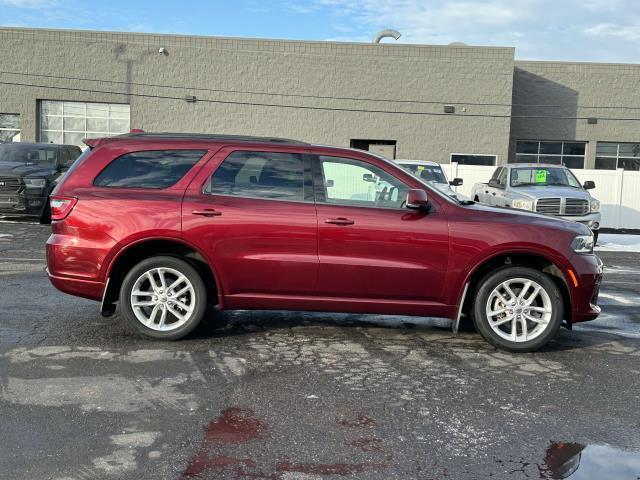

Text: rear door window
xmin=94 ymin=150 xmax=206 ymax=188
xmin=206 ymin=151 xmax=306 ymax=202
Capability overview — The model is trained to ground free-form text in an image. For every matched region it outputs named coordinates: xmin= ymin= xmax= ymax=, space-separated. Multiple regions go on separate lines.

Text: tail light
xmin=50 ymin=196 xmax=78 ymax=221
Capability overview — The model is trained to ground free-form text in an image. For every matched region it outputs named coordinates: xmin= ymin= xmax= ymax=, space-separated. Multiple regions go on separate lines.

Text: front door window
xmin=318 ymin=156 xmax=409 ymax=209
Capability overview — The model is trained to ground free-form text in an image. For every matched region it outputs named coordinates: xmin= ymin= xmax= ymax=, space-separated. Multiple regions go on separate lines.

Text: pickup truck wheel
xmin=119 ymin=256 xmax=207 ymax=340
xmin=472 ymin=266 xmax=563 ymax=352
xmin=40 ymin=199 xmax=51 ymax=224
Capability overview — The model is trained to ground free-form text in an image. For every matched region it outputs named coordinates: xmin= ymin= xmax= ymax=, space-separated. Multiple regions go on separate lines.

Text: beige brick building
xmin=1 ymin=27 xmax=638 ymax=170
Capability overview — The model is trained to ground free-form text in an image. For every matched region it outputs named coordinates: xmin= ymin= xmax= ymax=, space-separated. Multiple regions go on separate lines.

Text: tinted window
xmin=516 ymin=141 xmax=539 ymax=154
xmin=497 ymin=168 xmax=507 ymax=186
xmin=94 ymin=150 xmax=205 ymax=188
xmin=318 ymin=156 xmax=409 ymax=209
xmin=451 ymin=154 xmax=496 ymax=166
xmin=563 ymin=157 xmax=585 ymax=169
xmin=398 ymin=163 xmax=447 ymax=184
xmin=539 ymin=142 xmax=562 ymax=155
xmin=595 ymin=157 xmax=617 ymax=170
xmin=490 ymin=167 xmax=503 ymax=182
xmin=0 ymin=144 xmax=58 ymax=168
xmin=60 ymin=148 xmax=70 ymax=165
xmin=513 ymin=141 xmax=586 ymax=169
xmin=207 ymin=151 xmax=304 ymax=201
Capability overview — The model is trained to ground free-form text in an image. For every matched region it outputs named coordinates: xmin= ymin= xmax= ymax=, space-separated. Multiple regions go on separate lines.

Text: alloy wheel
xmin=130 ymin=267 xmax=196 ymax=331
xmin=485 ymin=277 xmax=553 ymax=343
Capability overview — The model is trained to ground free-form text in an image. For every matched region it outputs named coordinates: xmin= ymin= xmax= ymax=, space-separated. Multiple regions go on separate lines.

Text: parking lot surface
xmin=1 ymin=221 xmax=639 ymax=479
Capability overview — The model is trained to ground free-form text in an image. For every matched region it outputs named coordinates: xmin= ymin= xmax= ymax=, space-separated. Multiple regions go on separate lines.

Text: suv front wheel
xmin=472 ymin=266 xmax=563 ymax=352
xmin=119 ymin=256 xmax=207 ymax=340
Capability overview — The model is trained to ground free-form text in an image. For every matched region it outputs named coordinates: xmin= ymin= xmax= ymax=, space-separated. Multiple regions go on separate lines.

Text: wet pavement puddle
xmin=180 ymin=406 xmax=640 ymax=479
xmin=537 ymin=442 xmax=640 ymax=479
xmin=181 ymin=408 xmax=389 ymax=479
xmin=496 ymin=442 xmax=640 ymax=479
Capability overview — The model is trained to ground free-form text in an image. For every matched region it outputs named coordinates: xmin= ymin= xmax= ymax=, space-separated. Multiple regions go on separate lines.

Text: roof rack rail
xmin=121 ymin=132 xmax=309 ymax=145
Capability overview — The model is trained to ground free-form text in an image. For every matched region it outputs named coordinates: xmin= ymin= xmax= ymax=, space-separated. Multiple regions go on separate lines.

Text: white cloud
xmin=299 ymin=0 xmax=640 ymax=62
xmin=585 ymin=22 xmax=640 ymax=41
xmin=0 ymin=0 xmax=56 ymax=7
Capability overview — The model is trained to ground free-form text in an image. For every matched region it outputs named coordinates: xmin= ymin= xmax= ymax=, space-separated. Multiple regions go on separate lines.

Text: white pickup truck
xmin=471 ymin=163 xmax=602 ymax=242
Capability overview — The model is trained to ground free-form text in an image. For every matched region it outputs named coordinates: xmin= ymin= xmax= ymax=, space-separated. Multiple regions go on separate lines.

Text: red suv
xmin=46 ymin=133 xmax=602 ymax=352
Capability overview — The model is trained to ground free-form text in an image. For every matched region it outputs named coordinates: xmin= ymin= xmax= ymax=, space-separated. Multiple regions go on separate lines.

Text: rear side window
xmin=94 ymin=150 xmax=206 ymax=189
xmin=206 ymin=151 xmax=304 ymax=201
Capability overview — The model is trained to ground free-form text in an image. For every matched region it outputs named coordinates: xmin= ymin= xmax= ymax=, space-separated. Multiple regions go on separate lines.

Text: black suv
xmin=0 ymin=142 xmax=81 ymax=222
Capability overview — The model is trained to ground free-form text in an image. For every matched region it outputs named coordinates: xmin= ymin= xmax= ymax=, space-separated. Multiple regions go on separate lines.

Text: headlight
xmin=23 ymin=177 xmax=46 ymax=188
xmin=511 ymin=199 xmax=534 ymax=210
xmin=590 ymin=199 xmax=600 ymax=212
xmin=571 ymin=234 xmax=594 ymax=254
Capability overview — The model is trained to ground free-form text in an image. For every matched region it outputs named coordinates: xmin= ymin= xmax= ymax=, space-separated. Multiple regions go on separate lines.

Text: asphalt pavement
xmin=1 ymin=220 xmax=639 ymax=480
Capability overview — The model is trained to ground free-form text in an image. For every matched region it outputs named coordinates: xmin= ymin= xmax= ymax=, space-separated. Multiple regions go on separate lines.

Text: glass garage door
xmin=39 ymin=101 xmax=130 ymax=147
xmin=0 ymin=113 xmax=20 ymax=142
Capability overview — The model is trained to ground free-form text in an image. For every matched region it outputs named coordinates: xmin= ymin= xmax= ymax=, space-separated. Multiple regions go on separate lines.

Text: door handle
xmin=192 ymin=209 xmax=222 ymax=217
xmin=325 ymin=217 xmax=355 ymax=226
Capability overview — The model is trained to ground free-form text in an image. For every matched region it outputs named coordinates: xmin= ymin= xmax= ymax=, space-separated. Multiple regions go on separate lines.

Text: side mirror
xmin=406 ymin=189 xmax=429 ymax=211
xmin=362 ymin=173 xmax=377 ymax=183
xmin=488 ymin=179 xmax=501 ymax=188
xmin=583 ymin=180 xmax=595 ymax=190
xmin=449 ymin=178 xmax=463 ymax=187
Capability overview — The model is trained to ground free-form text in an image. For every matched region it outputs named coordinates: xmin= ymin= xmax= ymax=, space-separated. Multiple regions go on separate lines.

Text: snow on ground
xmin=595 ymin=234 xmax=640 ymax=253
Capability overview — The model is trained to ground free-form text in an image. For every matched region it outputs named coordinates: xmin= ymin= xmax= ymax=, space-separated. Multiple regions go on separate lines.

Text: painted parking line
xmin=0 ymin=220 xmax=40 ymax=225
xmin=0 ymin=258 xmax=46 ymax=262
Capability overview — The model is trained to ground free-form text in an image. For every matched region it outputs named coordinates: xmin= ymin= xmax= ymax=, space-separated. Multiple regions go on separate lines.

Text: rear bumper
xmin=569 ymin=253 xmax=603 ymax=323
xmin=0 ymin=193 xmax=46 ymax=217
xmin=46 ymin=231 xmax=115 ymax=302
xmin=46 ymin=268 xmax=104 ymax=301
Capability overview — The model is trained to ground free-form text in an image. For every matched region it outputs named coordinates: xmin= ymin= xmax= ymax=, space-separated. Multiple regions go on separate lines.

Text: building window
xmin=0 ymin=113 xmax=20 ymax=142
xmin=39 ymin=101 xmax=130 ymax=147
xmin=514 ymin=141 xmax=586 ymax=169
xmin=451 ymin=154 xmax=497 ymax=166
xmin=595 ymin=142 xmax=640 ymax=171
xmin=350 ymin=139 xmax=397 ymax=159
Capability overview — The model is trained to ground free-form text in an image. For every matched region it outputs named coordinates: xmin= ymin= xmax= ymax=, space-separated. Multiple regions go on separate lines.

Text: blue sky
xmin=2 ymin=0 xmax=639 ymax=62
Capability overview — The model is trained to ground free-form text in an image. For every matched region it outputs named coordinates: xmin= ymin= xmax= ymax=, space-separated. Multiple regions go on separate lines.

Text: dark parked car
xmin=46 ymin=133 xmax=602 ymax=352
xmin=0 ymin=142 xmax=82 ymax=222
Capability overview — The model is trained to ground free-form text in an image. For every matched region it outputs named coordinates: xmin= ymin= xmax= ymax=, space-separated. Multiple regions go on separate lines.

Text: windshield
xmin=399 ymin=163 xmax=448 ymax=184
xmin=0 ymin=144 xmax=59 ymax=168
xmin=510 ymin=167 xmax=581 ymax=188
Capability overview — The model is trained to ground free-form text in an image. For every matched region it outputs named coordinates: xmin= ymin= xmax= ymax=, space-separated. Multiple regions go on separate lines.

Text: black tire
xmin=474 ymin=195 xmax=480 ymax=202
xmin=472 ymin=266 xmax=563 ymax=353
xmin=119 ymin=256 xmax=207 ymax=340
xmin=593 ymin=230 xmax=599 ymax=246
xmin=40 ymin=198 xmax=51 ymax=224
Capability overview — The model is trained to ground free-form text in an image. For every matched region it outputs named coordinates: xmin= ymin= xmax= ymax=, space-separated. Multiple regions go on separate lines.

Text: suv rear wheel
xmin=119 ymin=256 xmax=207 ymax=340
xmin=472 ymin=266 xmax=563 ymax=352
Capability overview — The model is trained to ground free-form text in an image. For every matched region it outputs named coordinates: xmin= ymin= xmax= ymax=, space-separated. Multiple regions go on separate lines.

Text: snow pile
xmin=595 ymin=234 xmax=640 ymax=253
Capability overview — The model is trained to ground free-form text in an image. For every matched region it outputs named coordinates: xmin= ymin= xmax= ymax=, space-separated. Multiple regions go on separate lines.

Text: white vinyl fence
xmin=441 ymin=163 xmax=640 ymax=230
